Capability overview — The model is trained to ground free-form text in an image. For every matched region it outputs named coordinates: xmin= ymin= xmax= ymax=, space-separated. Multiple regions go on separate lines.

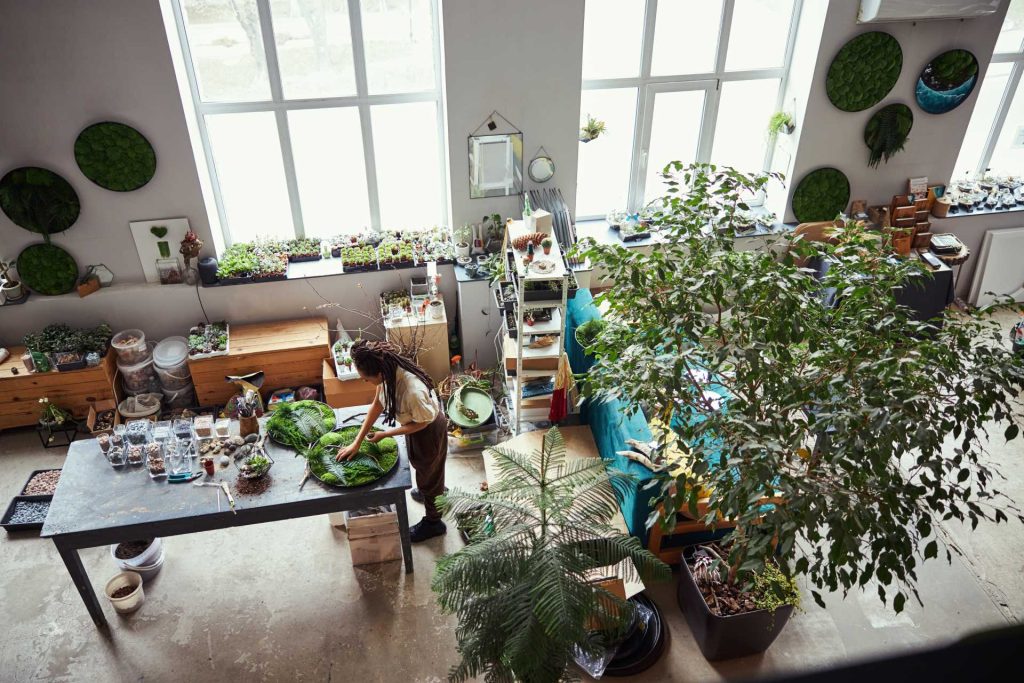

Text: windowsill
xmin=932 ymin=203 xmax=1024 ymax=220
xmin=575 ymin=218 xmax=796 ymax=248
xmin=202 ymin=256 xmax=451 ymax=287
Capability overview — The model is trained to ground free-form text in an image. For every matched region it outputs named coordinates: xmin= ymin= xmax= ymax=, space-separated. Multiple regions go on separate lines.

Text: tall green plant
xmin=575 ymin=162 xmax=1024 ymax=612
xmin=433 ymin=427 xmax=670 ymax=682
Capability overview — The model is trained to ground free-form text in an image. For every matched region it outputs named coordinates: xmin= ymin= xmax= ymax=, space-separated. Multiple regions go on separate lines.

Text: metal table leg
xmin=394 ymin=493 xmax=414 ymax=573
xmin=54 ymin=539 xmax=107 ymax=628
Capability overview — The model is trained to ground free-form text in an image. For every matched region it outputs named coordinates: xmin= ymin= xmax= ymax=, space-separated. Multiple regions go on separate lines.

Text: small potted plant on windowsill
xmin=454 ymin=224 xmax=472 ymax=259
xmin=580 ymin=113 xmax=607 ymax=143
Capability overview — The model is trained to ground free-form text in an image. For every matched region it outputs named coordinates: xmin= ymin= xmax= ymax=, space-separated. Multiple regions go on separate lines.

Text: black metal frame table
xmin=41 ymin=405 xmax=413 ymax=628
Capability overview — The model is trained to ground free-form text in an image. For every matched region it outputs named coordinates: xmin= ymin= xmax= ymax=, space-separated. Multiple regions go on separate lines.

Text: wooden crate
xmin=86 ymin=399 xmax=121 ymax=435
xmin=345 ymin=506 xmax=402 ymax=566
xmin=188 ymin=317 xmax=331 ymax=407
xmin=322 ymin=360 xmax=376 ymax=408
xmin=0 ymin=347 xmax=118 ymax=430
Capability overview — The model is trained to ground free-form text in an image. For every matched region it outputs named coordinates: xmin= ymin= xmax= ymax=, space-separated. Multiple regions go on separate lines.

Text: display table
xmin=41 ymin=404 xmax=413 ymax=628
xmin=188 ymin=317 xmax=331 ymax=406
xmin=481 ymin=426 xmax=644 ymax=598
xmin=0 ymin=347 xmax=117 ymax=431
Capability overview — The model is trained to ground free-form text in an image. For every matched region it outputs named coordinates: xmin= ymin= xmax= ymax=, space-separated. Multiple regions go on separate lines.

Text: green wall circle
xmin=0 ymin=166 xmax=81 ymax=236
xmin=791 ymin=168 xmax=851 ymax=223
xmin=826 ymin=32 xmax=903 ymax=112
xmin=17 ymin=243 xmax=79 ymax=295
xmin=75 ymin=121 xmax=156 ymax=191
xmin=863 ymin=103 xmax=913 ymax=168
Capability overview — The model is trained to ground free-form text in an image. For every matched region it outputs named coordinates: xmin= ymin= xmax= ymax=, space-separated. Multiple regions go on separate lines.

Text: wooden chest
xmin=0 ymin=347 xmax=117 ymax=430
xmin=188 ymin=317 xmax=331 ymax=407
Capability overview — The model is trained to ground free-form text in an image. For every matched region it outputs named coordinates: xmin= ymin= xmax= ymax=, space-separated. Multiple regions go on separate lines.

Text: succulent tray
xmin=187 ymin=321 xmax=230 ymax=360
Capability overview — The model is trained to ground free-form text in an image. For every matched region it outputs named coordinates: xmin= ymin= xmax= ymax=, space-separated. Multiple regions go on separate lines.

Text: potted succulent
xmin=433 ymin=427 xmax=670 ymax=682
xmin=580 ymin=113 xmax=607 ymax=143
xmin=577 ymin=161 xmax=1024 ymax=657
xmin=454 ymin=224 xmax=472 ymax=259
xmin=0 ymin=259 xmax=25 ymax=301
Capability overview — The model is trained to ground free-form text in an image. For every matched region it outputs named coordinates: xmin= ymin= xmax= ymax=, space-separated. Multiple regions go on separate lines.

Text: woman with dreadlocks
xmin=337 ymin=340 xmax=448 ymax=542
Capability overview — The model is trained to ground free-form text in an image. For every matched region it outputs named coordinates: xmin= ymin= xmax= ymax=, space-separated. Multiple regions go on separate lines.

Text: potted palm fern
xmin=433 ymin=427 xmax=670 ymax=682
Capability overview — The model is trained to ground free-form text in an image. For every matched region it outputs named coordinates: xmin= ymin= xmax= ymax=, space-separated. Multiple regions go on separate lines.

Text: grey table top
xmin=41 ymin=405 xmax=411 ymax=538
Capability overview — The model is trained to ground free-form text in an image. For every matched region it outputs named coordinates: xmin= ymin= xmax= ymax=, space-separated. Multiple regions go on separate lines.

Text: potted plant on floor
xmin=576 ymin=162 xmax=1024 ymax=657
xmin=433 ymin=427 xmax=670 ymax=682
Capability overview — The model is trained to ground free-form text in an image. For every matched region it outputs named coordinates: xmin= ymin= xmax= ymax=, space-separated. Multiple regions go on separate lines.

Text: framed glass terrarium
xmin=156 ymin=258 xmax=184 ymax=285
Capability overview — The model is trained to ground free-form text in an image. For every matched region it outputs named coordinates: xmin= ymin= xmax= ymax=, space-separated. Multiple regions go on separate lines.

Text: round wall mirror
xmin=528 ymin=152 xmax=555 ymax=183
xmin=915 ymin=49 xmax=979 ymax=114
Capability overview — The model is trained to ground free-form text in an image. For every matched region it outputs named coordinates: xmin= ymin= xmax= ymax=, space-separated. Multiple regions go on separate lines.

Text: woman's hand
xmin=365 ymin=430 xmax=390 ymax=443
xmin=335 ymin=443 xmax=361 ymax=461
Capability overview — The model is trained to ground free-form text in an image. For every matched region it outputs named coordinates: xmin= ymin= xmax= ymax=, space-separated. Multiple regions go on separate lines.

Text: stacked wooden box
xmin=0 ymin=347 xmax=117 ymax=430
xmin=345 ymin=505 xmax=402 ymax=565
xmin=188 ymin=317 xmax=331 ymax=407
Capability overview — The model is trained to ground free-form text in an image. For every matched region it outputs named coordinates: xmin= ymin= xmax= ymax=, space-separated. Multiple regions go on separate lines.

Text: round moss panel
xmin=75 ymin=121 xmax=156 ymax=191
xmin=0 ymin=166 xmax=81 ymax=236
xmin=863 ymin=103 xmax=913 ymax=168
xmin=826 ymin=32 xmax=903 ymax=112
xmin=791 ymin=168 xmax=851 ymax=223
xmin=17 ymin=243 xmax=79 ymax=295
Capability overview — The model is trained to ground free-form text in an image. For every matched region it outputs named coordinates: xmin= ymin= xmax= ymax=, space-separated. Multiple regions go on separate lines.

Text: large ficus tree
xmin=576 ymin=162 xmax=1024 ymax=612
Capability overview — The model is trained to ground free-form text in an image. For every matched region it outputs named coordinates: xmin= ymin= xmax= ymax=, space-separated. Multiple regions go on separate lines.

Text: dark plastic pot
xmin=198 ymin=257 xmax=219 ymax=285
xmin=604 ymin=593 xmax=668 ymax=676
xmin=676 ymin=547 xmax=793 ymax=660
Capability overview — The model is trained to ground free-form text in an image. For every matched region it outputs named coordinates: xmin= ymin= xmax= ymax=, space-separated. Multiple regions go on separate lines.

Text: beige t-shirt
xmin=378 ymin=368 xmax=439 ymax=425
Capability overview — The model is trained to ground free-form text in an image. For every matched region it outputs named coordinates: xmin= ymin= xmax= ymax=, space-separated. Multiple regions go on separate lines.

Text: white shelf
xmin=508 ymin=219 xmax=567 ymax=280
xmin=518 ymin=307 xmax=562 ymax=334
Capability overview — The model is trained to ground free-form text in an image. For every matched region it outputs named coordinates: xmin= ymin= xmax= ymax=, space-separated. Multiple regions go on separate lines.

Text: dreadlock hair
xmin=351 ymin=340 xmax=436 ymax=425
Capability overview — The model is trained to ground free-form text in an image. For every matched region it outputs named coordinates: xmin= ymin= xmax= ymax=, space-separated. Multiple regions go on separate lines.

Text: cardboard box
xmin=350 ymin=533 xmax=402 ymax=565
xmin=86 ymin=399 xmax=120 ymax=434
xmin=323 ymin=359 xmax=376 ymax=408
xmin=346 ymin=505 xmax=402 ymax=565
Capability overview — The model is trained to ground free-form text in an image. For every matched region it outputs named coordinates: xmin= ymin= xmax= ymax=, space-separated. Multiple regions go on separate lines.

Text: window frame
xmin=169 ymin=0 xmax=447 ymax=246
xmin=967 ymin=48 xmax=1024 ymax=178
xmin=579 ymin=0 xmax=802 ymax=219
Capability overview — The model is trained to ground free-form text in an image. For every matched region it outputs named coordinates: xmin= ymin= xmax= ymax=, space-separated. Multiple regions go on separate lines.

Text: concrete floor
xmin=2 ymin=351 xmax=1022 ymax=680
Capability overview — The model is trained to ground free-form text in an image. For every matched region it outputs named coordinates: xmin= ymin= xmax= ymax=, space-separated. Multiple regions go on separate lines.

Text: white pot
xmin=104 ymin=571 xmax=144 ymax=614
xmin=1 ymin=282 xmax=24 ymax=300
xmin=110 ymin=538 xmax=163 ymax=569
xmin=456 ymin=243 xmax=471 ymax=258
xmin=129 ymin=550 xmax=166 ymax=583
xmin=429 ymin=301 xmax=444 ymax=320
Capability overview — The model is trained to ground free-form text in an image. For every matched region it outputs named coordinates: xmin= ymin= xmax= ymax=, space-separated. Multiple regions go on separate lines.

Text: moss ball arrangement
xmin=864 ymin=103 xmax=913 ymax=168
xmin=826 ymin=32 xmax=902 ymax=112
xmin=791 ymin=168 xmax=851 ymax=223
xmin=0 ymin=166 xmax=81 ymax=236
xmin=17 ymin=243 xmax=79 ymax=295
xmin=74 ymin=122 xmax=156 ymax=192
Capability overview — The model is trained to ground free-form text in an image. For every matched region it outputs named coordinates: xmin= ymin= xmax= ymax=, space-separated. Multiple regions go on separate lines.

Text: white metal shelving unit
xmin=494 ymin=214 xmax=572 ymax=434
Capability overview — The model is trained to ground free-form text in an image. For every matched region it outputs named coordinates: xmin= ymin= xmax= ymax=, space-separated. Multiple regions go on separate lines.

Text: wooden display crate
xmin=345 ymin=506 xmax=401 ymax=566
xmin=188 ymin=317 xmax=331 ymax=407
xmin=0 ymin=348 xmax=117 ymax=431
xmin=322 ymin=360 xmax=376 ymax=408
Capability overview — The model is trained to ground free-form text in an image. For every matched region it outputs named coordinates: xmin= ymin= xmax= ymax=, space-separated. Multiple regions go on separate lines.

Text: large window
xmin=954 ymin=0 xmax=1024 ymax=181
xmin=577 ymin=0 xmax=801 ymax=218
xmin=170 ymin=0 xmax=446 ymax=244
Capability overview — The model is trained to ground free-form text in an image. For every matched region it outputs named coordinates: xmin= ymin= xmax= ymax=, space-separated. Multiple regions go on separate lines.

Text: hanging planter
xmin=580 ymin=113 xmax=607 ymax=143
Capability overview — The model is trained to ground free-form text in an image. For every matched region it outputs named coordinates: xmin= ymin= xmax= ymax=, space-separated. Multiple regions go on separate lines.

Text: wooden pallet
xmin=188 ymin=317 xmax=331 ymax=407
xmin=0 ymin=347 xmax=118 ymax=430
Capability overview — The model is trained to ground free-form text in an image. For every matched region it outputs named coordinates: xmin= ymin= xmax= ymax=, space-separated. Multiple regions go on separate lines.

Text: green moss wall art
xmin=791 ymin=168 xmax=851 ymax=223
xmin=74 ymin=121 xmax=156 ymax=191
xmin=17 ymin=243 xmax=78 ymax=295
xmin=826 ymin=32 xmax=903 ymax=112
xmin=864 ymin=103 xmax=913 ymax=168
xmin=0 ymin=166 xmax=81 ymax=237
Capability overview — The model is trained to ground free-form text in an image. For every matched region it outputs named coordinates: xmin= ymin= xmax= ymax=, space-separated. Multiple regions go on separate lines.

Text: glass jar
xmin=156 ymin=257 xmax=184 ymax=285
xmin=107 ymin=446 xmax=125 ymax=468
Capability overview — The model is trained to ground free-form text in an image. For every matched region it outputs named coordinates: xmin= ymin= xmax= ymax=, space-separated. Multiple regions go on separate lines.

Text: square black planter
xmin=36 ymin=423 xmax=79 ymax=449
xmin=676 ymin=546 xmax=794 ymax=660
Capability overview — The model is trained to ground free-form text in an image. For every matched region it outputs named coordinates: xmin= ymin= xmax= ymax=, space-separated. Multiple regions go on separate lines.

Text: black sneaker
xmin=409 ymin=517 xmax=447 ymax=543
xmin=411 ymin=487 xmax=449 ymax=503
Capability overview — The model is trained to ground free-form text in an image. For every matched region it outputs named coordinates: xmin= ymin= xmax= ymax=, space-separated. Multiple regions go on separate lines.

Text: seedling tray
xmin=1 ymin=495 xmax=52 ymax=532
xmin=288 ymin=254 xmax=322 ymax=263
xmin=20 ymin=468 xmax=62 ymax=496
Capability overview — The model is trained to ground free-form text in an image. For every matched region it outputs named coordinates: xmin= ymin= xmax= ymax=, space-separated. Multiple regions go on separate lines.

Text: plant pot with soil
xmin=676 ymin=543 xmax=798 ymax=660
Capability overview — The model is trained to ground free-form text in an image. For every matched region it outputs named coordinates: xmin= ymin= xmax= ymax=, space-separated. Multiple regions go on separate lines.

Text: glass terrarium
xmin=156 ymin=258 xmax=184 ymax=285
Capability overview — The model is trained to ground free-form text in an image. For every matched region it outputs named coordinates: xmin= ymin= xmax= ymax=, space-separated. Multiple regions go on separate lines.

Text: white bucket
xmin=104 ymin=571 xmax=144 ymax=614
xmin=110 ymin=538 xmax=162 ymax=568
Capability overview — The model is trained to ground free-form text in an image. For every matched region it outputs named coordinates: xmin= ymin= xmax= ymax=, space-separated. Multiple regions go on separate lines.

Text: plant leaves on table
xmin=305 ymin=427 xmax=399 ymax=487
xmin=265 ymin=400 xmax=336 ymax=450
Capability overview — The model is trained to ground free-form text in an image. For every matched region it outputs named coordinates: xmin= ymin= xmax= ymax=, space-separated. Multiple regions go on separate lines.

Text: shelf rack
xmin=494 ymin=213 xmax=572 ymax=434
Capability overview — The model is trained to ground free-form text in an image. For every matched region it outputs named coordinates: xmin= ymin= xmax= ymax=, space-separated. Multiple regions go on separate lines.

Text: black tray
xmin=53 ymin=355 xmax=87 ymax=372
xmin=20 ymin=468 xmax=61 ymax=496
xmin=1 ymin=495 xmax=53 ymax=532
xmin=288 ymin=254 xmax=322 ymax=263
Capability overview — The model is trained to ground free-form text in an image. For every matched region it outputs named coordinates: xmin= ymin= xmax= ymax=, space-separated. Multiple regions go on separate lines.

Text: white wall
xmin=442 ymin=0 xmax=585 ymax=229
xmin=783 ymin=0 xmax=1016 ymax=296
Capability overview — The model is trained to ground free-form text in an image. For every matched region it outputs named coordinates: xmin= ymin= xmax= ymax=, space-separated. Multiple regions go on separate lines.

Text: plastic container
xmin=104 ymin=571 xmax=144 ymax=614
xmin=118 ymin=357 xmax=160 ymax=395
xmin=154 ymin=364 xmax=192 ymax=391
xmin=128 ymin=550 xmax=165 ymax=582
xmin=111 ymin=329 xmax=150 ymax=364
xmin=118 ymin=393 xmax=162 ymax=420
xmin=161 ymin=386 xmax=195 ymax=410
xmin=111 ymin=538 xmax=163 ymax=569
xmin=154 ymin=336 xmax=188 ymax=368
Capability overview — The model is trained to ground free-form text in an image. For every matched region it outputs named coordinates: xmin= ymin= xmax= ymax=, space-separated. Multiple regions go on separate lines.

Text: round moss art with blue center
xmin=915 ymin=49 xmax=979 ymax=115
xmin=74 ymin=121 xmax=156 ymax=191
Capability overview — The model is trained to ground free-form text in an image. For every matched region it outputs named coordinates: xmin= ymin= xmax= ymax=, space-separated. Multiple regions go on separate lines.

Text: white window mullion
xmin=430 ymin=0 xmax=448 ymax=229
xmin=977 ymin=58 xmax=1024 ymax=177
xmin=256 ymin=0 xmax=305 ymax=239
xmin=765 ymin=0 xmax=804 ymax=172
xmin=626 ymin=0 xmax=660 ymax=213
xmin=348 ymin=0 xmax=382 ymax=232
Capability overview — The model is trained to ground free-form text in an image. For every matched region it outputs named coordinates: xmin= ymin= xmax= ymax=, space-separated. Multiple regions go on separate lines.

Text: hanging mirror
xmin=528 ymin=147 xmax=555 ymax=183
xmin=468 ymin=111 xmax=523 ymax=199
xmin=915 ymin=49 xmax=979 ymax=114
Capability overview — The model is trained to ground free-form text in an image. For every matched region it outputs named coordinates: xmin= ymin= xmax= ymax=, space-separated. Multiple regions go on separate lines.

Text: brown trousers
xmin=406 ymin=409 xmax=448 ymax=520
